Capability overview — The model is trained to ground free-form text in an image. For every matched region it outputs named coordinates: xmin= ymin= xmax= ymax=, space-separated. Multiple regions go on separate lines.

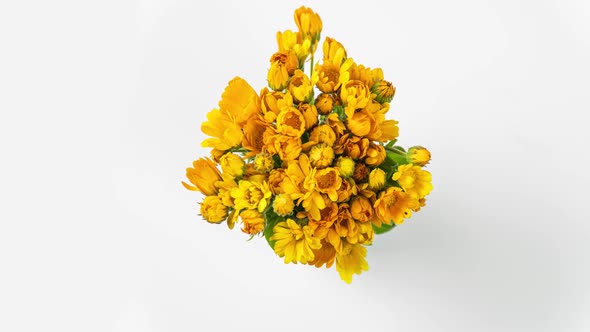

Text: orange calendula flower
xmin=374 ymin=187 xmax=418 ymax=226
xmin=309 ymin=143 xmax=335 ymax=168
xmin=240 ymin=209 xmax=265 ymax=235
xmin=340 ymin=80 xmax=371 ymax=118
xmin=182 ymin=157 xmax=222 ymax=196
xmin=350 ymin=196 xmax=374 ymax=223
xmin=407 ymin=146 xmax=432 ymax=166
xmin=298 ymin=103 xmax=318 ymax=130
xmin=271 ymin=218 xmax=321 ymax=264
xmin=276 ymin=107 xmax=306 ymax=137
xmin=268 ymin=51 xmax=298 ymax=91
xmin=322 ymin=37 xmax=347 ymax=63
xmin=276 ymin=30 xmax=312 ymax=66
xmin=315 ymin=93 xmax=335 ymax=115
xmin=314 ymin=167 xmax=342 ymax=201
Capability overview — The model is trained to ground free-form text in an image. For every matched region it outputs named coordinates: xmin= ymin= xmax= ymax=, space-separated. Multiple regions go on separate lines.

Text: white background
xmin=1 ymin=0 xmax=590 ymax=331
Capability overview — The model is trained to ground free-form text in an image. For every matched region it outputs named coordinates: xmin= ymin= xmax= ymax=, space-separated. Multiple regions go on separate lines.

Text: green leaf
xmin=333 ymin=105 xmax=346 ymax=121
xmin=373 ymin=222 xmax=396 ymax=234
xmin=263 ymin=207 xmax=283 ymax=249
xmin=385 ymin=139 xmax=398 ymax=149
xmin=386 ymin=151 xmax=409 ymax=165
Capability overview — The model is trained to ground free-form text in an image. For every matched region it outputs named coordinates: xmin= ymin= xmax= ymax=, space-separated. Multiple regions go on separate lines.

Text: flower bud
xmin=315 ymin=93 xmax=334 ymax=115
xmin=368 ymin=168 xmax=386 ymax=190
xmin=372 ymin=80 xmax=396 ymax=104
xmin=407 ymin=146 xmax=431 ymax=166
xmin=336 ymin=156 xmax=355 ymax=178
xmin=254 ymin=152 xmax=274 ymax=173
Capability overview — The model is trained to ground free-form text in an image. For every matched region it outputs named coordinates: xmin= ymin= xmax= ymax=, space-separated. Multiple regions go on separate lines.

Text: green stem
xmin=309 ymin=53 xmax=315 ymax=105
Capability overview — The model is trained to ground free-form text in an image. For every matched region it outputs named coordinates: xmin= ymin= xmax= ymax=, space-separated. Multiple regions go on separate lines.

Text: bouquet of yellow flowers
xmin=183 ymin=6 xmax=433 ymax=283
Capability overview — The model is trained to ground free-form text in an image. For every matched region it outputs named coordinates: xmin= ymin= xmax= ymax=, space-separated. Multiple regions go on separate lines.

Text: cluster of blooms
xmin=183 ymin=7 xmax=433 ymax=283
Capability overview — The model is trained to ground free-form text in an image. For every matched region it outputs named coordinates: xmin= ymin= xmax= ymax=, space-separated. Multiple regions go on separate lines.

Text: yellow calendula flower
xmin=314 ymin=167 xmax=342 ymax=201
xmin=322 ymin=37 xmax=347 ymax=64
xmin=260 ymin=88 xmax=293 ymax=123
xmin=294 ymin=6 xmax=322 ymax=44
xmin=219 ymin=153 xmax=244 ymax=178
xmin=254 ymin=152 xmax=274 ymax=173
xmin=273 ymin=193 xmax=295 ymax=216
xmin=202 ymin=77 xmax=260 ymax=150
xmin=309 ymin=240 xmax=337 ymax=268
xmin=268 ymin=51 xmax=298 ymax=91
xmin=242 ymin=117 xmax=268 ymax=158
xmin=368 ymin=168 xmax=386 ymax=190
xmin=271 ymin=218 xmax=321 ymax=264
xmin=288 ymin=69 xmax=313 ymax=103
xmin=335 ymin=242 xmax=369 ymax=284
xmin=373 ymin=187 xmax=417 ymax=226
xmin=392 ymin=164 xmax=433 ymax=200
xmin=298 ymin=103 xmax=318 ymax=130
xmin=346 ymin=108 xmax=374 ymax=137
xmin=276 ymin=107 xmax=306 ymax=137
xmin=184 ymin=6 xmax=434 ymax=283
xmin=350 ymin=196 xmax=374 ymax=223
xmin=182 ymin=157 xmax=222 ymax=196
xmin=231 ymin=176 xmax=272 ymax=213
xmin=365 ymin=143 xmax=386 ymax=166
xmin=264 ymin=169 xmax=285 ymax=195
xmin=309 ymin=143 xmax=335 ymax=168
xmin=264 ymin=131 xmax=303 ymax=162
xmin=340 ymin=80 xmax=371 ymax=118
xmin=336 ymin=156 xmax=355 ymax=178
xmin=309 ymin=124 xmax=337 ymax=146
xmin=407 ymin=146 xmax=431 ymax=166
xmin=315 ymin=93 xmax=335 ymax=115
xmin=239 ymin=209 xmax=265 ymax=235
xmin=200 ymin=195 xmax=228 ymax=223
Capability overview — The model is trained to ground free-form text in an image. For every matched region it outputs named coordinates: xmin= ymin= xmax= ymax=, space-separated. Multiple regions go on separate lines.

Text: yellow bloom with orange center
xmin=307 ymin=199 xmax=338 ymax=239
xmin=200 ymin=195 xmax=228 ymax=223
xmin=335 ymin=242 xmax=369 ymax=284
xmin=288 ymin=69 xmax=313 ymax=103
xmin=368 ymin=168 xmax=386 ymax=190
xmin=273 ymin=193 xmax=295 ymax=216
xmin=392 ymin=164 xmax=433 ymax=200
xmin=219 ymin=153 xmax=244 ymax=178
xmin=182 ymin=157 xmax=222 ymax=196
xmin=264 ymin=130 xmax=303 ymax=162
xmin=309 ymin=143 xmax=335 ymax=168
xmin=231 ymin=176 xmax=272 ymax=213
xmin=314 ymin=61 xmax=343 ymax=94
xmin=239 ymin=209 xmax=265 ymax=235
xmin=315 ymin=93 xmax=335 ymax=115
xmin=314 ymin=167 xmax=342 ymax=201
xmin=277 ymin=107 xmax=306 ymax=137
xmin=374 ymin=187 xmax=417 ymax=226
xmin=268 ymin=51 xmax=298 ymax=91
xmin=271 ymin=218 xmax=321 ymax=264
xmin=334 ymin=135 xmax=369 ymax=160
xmin=350 ymin=196 xmax=374 ymax=223
xmin=294 ymin=6 xmax=322 ymax=44
xmin=407 ymin=146 xmax=431 ymax=166
xmin=336 ymin=177 xmax=356 ymax=202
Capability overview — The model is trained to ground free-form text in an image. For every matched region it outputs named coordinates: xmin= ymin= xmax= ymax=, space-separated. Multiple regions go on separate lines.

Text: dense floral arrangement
xmin=183 ymin=6 xmax=433 ymax=283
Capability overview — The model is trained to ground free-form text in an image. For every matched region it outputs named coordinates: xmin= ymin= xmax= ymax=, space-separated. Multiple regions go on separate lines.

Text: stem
xmin=309 ymin=53 xmax=315 ymax=105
